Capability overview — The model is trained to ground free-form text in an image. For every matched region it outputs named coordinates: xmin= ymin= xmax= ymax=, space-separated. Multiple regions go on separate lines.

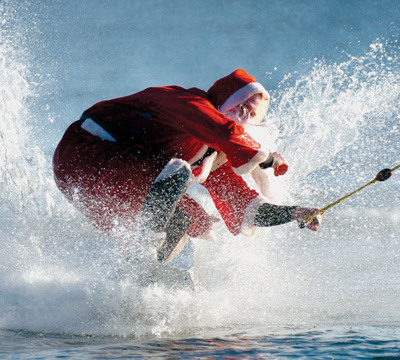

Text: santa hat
xmin=207 ymin=69 xmax=269 ymax=113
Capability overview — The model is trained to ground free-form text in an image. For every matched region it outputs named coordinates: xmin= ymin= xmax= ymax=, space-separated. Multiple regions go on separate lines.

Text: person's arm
xmin=259 ymin=152 xmax=289 ymax=176
xmin=139 ymin=86 xmax=269 ymax=174
xmin=254 ymin=203 xmax=322 ymax=231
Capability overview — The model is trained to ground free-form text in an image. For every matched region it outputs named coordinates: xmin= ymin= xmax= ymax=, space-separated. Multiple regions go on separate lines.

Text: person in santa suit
xmin=53 ymin=69 xmax=322 ymax=263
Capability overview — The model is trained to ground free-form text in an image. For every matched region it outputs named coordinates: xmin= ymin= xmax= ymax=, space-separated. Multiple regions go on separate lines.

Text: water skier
xmin=53 ymin=69 xmax=322 ymax=263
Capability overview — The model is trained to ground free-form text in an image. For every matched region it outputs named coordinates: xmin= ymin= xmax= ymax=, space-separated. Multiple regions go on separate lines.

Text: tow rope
xmin=300 ymin=163 xmax=400 ymax=228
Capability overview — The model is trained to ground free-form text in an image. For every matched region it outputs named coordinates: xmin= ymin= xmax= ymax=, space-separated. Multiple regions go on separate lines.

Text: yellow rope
xmin=301 ymin=163 xmax=400 ymax=226
xmin=392 ymin=163 xmax=400 ymax=172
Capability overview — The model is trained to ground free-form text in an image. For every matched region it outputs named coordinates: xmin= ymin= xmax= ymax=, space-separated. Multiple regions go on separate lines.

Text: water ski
xmin=147 ymin=234 xmax=195 ymax=289
xmin=121 ymin=238 xmax=195 ymax=290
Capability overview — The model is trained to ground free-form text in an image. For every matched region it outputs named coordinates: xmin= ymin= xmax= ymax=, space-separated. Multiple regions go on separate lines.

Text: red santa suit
xmin=53 ymin=69 xmax=270 ymax=238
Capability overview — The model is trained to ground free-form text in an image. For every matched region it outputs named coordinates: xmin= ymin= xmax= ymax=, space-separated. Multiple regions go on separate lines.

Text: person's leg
xmin=157 ymin=207 xmax=191 ymax=263
xmin=135 ymin=158 xmax=194 ymax=263
xmin=203 ymin=162 xmax=259 ymax=235
xmin=157 ymin=193 xmax=220 ymax=263
xmin=55 ymin=129 xmax=200 ymax=264
xmin=139 ymin=158 xmax=192 ymax=232
xmin=53 ymin=121 xmax=159 ymax=231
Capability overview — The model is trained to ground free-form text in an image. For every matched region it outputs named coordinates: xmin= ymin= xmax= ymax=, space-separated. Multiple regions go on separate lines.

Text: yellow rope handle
xmin=301 ymin=163 xmax=400 ymax=227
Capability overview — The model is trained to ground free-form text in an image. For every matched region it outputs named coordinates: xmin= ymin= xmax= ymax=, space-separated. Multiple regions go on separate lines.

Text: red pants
xmin=53 ymin=120 xmax=259 ymax=237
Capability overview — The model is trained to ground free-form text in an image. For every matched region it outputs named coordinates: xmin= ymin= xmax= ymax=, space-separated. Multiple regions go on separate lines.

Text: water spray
xmin=300 ymin=163 xmax=400 ymax=228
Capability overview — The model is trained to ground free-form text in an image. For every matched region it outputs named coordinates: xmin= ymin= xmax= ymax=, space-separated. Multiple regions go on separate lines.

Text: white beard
xmin=222 ymin=108 xmax=251 ymax=129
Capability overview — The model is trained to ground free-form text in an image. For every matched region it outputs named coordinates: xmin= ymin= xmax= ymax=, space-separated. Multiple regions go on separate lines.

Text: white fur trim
xmin=154 ymin=158 xmax=191 ymax=183
xmin=241 ymin=196 xmax=267 ymax=236
xmin=193 ymin=151 xmax=218 ymax=183
xmin=232 ymin=149 xmax=269 ymax=176
xmin=219 ymin=82 xmax=269 ymax=114
xmin=187 ymin=144 xmax=209 ymax=165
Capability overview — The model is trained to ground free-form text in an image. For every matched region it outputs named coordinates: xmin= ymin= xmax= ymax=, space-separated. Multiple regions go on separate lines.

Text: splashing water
xmin=270 ymin=39 xmax=400 ymax=195
xmin=1 ymin=1 xmax=400 ymax=336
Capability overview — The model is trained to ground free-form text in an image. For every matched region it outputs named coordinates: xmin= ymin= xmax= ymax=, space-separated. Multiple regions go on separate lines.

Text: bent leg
xmin=203 ymin=162 xmax=259 ymax=235
xmin=156 ymin=191 xmax=220 ymax=263
xmin=140 ymin=158 xmax=192 ymax=232
xmin=53 ymin=121 xmax=161 ymax=231
xmin=157 ymin=207 xmax=191 ymax=263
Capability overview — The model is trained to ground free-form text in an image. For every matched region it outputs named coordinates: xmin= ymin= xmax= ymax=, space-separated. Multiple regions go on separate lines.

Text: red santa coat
xmin=53 ymin=82 xmax=268 ymax=236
